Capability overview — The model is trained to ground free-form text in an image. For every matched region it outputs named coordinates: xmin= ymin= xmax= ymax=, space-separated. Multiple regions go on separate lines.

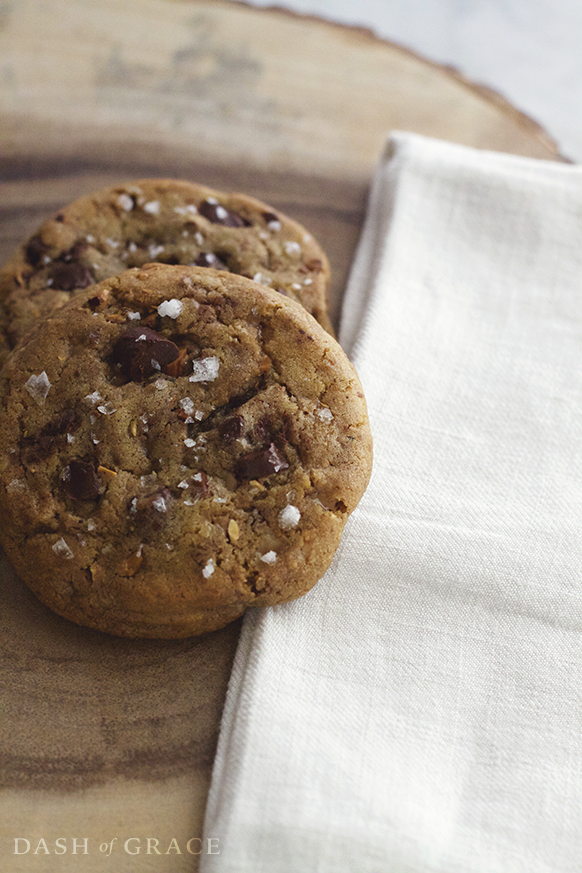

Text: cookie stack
xmin=0 ymin=181 xmax=372 ymax=638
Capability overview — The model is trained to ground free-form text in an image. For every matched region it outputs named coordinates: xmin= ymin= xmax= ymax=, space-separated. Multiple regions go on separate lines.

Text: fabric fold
xmin=202 ymin=132 xmax=582 ymax=873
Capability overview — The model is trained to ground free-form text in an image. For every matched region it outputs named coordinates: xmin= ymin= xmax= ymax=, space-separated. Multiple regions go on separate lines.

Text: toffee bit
xmin=117 ymin=548 xmax=144 ymax=577
xmin=228 ymin=519 xmax=240 ymax=542
xmin=97 ymin=465 xmax=117 ymax=482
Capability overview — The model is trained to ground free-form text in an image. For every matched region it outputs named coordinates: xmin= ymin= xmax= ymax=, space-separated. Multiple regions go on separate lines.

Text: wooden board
xmin=0 ymin=1 xmax=562 ymax=869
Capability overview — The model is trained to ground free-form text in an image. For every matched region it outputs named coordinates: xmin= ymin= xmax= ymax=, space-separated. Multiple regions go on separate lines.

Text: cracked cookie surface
xmin=0 ymin=178 xmax=333 ymax=366
xmin=0 ymin=264 xmax=372 ymax=638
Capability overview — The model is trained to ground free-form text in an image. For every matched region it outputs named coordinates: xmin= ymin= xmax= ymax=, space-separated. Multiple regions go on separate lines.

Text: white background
xmin=246 ymin=0 xmax=582 ymax=163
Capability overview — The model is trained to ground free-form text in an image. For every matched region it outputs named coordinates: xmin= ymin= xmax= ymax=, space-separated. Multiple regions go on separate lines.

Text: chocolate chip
xmin=262 ymin=211 xmax=279 ymax=223
xmin=193 ymin=252 xmax=228 ymax=270
xmin=188 ymin=472 xmax=209 ymax=498
xmin=87 ymin=296 xmax=102 ymax=311
xmin=110 ymin=327 xmax=180 ymax=382
xmin=62 ymin=459 xmax=102 ymax=500
xmin=199 ymin=200 xmax=248 ymax=228
xmin=25 ymin=234 xmax=50 ymax=267
xmin=218 ymin=414 xmax=244 ymax=441
xmin=128 ymin=487 xmax=173 ymax=531
xmin=47 ymin=261 xmax=94 ymax=291
xmin=25 ymin=409 xmax=81 ymax=462
xmin=236 ymin=443 xmax=289 ymax=480
xmin=62 ymin=241 xmax=88 ymax=262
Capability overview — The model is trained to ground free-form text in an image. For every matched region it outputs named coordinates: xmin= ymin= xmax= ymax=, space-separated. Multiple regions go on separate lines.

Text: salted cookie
xmin=0 ymin=264 xmax=371 ymax=638
xmin=0 ymin=178 xmax=333 ymax=366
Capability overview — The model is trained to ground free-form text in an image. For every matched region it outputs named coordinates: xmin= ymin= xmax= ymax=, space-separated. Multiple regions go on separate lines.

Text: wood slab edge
xmin=200 ymin=0 xmax=565 ymax=162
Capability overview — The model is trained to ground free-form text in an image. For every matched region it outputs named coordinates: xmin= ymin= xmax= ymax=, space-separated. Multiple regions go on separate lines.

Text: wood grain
xmin=0 ymin=0 xmax=561 ymax=869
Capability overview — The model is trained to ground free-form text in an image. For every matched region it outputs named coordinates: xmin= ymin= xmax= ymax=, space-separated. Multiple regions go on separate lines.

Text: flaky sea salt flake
xmin=260 ymin=550 xmax=277 ymax=564
xmin=278 ymin=505 xmax=301 ymax=529
xmin=7 ymin=479 xmax=26 ymax=494
xmin=180 ymin=397 xmax=195 ymax=414
xmin=202 ymin=559 xmax=215 ymax=578
xmin=143 ymin=200 xmax=160 ymax=215
xmin=84 ymin=391 xmax=102 ymax=405
xmin=52 ymin=538 xmax=74 ymax=560
xmin=158 ymin=298 xmax=184 ymax=319
xmin=97 ymin=402 xmax=117 ymax=415
xmin=117 ymin=193 xmax=134 ymax=212
xmin=189 ymin=356 xmax=219 ymax=383
xmin=25 ymin=371 xmax=51 ymax=404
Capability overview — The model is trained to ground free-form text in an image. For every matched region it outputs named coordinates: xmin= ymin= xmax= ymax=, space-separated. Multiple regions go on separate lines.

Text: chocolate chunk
xmin=186 ymin=472 xmax=209 ymax=500
xmin=62 ymin=241 xmax=88 ymax=261
xmin=253 ymin=415 xmax=289 ymax=451
xmin=25 ymin=235 xmax=50 ymax=267
xmin=193 ymin=252 xmax=228 ymax=270
xmin=128 ymin=487 xmax=173 ymax=531
xmin=25 ymin=409 xmax=81 ymax=462
xmin=110 ymin=327 xmax=180 ymax=382
xmin=236 ymin=442 xmax=289 ymax=480
xmin=218 ymin=414 xmax=244 ymax=441
xmin=62 ymin=459 xmax=102 ymax=500
xmin=262 ymin=211 xmax=279 ymax=224
xmin=198 ymin=200 xmax=248 ymax=228
xmin=47 ymin=261 xmax=94 ymax=291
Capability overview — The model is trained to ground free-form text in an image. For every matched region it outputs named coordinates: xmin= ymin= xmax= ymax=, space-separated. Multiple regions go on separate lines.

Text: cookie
xmin=0 ymin=178 xmax=333 ymax=366
xmin=0 ymin=264 xmax=372 ymax=638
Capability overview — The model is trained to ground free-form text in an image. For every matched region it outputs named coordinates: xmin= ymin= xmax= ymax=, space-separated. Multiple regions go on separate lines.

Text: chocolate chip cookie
xmin=0 ymin=178 xmax=333 ymax=366
xmin=0 ymin=264 xmax=371 ymax=638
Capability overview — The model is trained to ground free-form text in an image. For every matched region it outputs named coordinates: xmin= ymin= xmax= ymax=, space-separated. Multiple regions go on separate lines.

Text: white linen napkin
xmin=201 ymin=132 xmax=582 ymax=872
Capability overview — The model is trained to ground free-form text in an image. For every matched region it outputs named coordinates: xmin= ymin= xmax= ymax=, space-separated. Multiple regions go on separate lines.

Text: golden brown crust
xmin=0 ymin=264 xmax=371 ymax=638
xmin=0 ymin=178 xmax=333 ymax=366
